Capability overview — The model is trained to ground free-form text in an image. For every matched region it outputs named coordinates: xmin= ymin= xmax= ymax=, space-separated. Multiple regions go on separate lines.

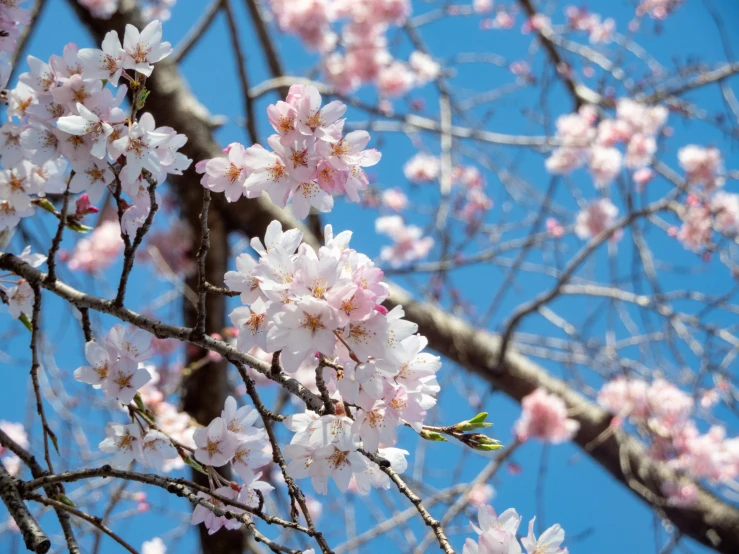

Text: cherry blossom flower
xmin=56 ymin=102 xmax=113 ymax=159
xmin=102 ymin=357 xmax=152 ymax=404
xmin=106 ymin=324 xmax=154 ymax=362
xmin=230 ymin=298 xmax=269 ymax=352
xmin=382 ymin=188 xmax=408 ymax=211
xmin=6 ymin=280 xmax=32 ymax=319
xmin=521 ymin=518 xmax=567 ymax=554
xmin=191 ymin=487 xmax=243 ymax=535
xmin=78 ymin=30 xmax=125 ymax=86
xmin=514 ymin=388 xmax=580 ymax=443
xmin=99 ymin=423 xmax=143 ymax=467
xmin=202 ymin=142 xmax=252 ymax=202
xmin=409 ymin=51 xmax=440 ymax=84
xmin=140 ymin=430 xmax=177 ymax=471
xmin=375 ymin=215 xmax=434 ymax=267
xmin=296 ymin=85 xmax=346 ymax=140
xmin=74 ymin=341 xmax=115 ymax=387
xmin=237 ymin=471 xmax=275 ymax=507
xmin=678 ymin=145 xmax=723 ymax=189
xmin=588 ymin=146 xmax=623 ymax=188
xmin=112 ymin=113 xmax=171 ymax=184
xmin=267 ymin=297 xmax=338 ymax=372
xmin=574 ymin=198 xmax=620 ymax=241
xmin=711 ymin=192 xmax=739 ymax=235
xmin=67 ymin=219 xmax=124 ymax=272
xmin=122 ymin=21 xmax=172 ymax=76
xmin=193 ymin=417 xmax=238 ymax=467
xmin=404 ymin=153 xmax=441 ymax=182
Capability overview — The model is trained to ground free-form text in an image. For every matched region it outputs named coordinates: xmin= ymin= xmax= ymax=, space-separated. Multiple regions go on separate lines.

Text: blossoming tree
xmin=0 ymin=0 xmax=738 ymax=553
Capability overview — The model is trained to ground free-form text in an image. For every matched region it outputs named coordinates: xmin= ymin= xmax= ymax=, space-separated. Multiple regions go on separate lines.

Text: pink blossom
xmin=574 ymin=198 xmax=620 ymax=241
xmin=514 ymin=388 xmax=580 ymax=443
xmin=409 ymin=51 xmax=440 ymax=84
xmin=461 ymin=188 xmax=493 ymax=221
xmin=403 ymin=153 xmax=440 ymax=182
xmin=381 ymin=188 xmax=408 ymax=211
xmin=678 ymin=145 xmax=723 ymax=189
xmin=677 ymin=204 xmax=712 ymax=251
xmin=377 ymin=61 xmax=416 ymax=98
xmin=633 ymin=167 xmax=654 ymax=191
xmin=597 ymin=377 xmax=650 ymax=418
xmin=467 ymin=483 xmax=495 ymax=508
xmin=711 ymin=192 xmax=739 ymax=235
xmin=67 ymin=219 xmax=124 ymax=273
xmin=588 ymin=146 xmax=623 ymax=187
xmin=661 ymin=481 xmax=698 ymax=507
xmin=546 ymin=218 xmax=564 ymax=238
xmin=375 ymin=215 xmax=434 ymax=267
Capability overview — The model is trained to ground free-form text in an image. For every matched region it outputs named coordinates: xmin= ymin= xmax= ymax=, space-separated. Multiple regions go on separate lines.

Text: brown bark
xmin=68 ymin=1 xmax=739 ymax=552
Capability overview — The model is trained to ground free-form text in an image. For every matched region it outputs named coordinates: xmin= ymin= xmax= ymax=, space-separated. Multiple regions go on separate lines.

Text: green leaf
xmin=474 ymin=443 xmax=504 ymax=452
xmin=135 ymin=88 xmax=151 ymax=110
xmin=19 ymin=313 xmax=33 ymax=332
xmin=185 ymin=457 xmax=208 ymax=475
xmin=419 ymin=430 xmax=448 ymax=442
xmin=134 ymin=393 xmax=146 ymax=412
xmin=453 ymin=412 xmax=494 ymax=432
xmin=65 ymin=221 xmax=92 ymax=233
xmin=35 ymin=198 xmax=57 ymax=215
xmin=56 ymin=494 xmax=76 ymax=508
xmin=48 ymin=430 xmax=60 ymax=454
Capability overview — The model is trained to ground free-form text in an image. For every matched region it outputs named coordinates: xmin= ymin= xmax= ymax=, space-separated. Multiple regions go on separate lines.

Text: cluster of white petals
xmin=0 ymin=20 xmax=190 ymax=237
xmin=463 ymin=504 xmax=568 ymax=554
xmin=221 ymin=220 xmax=441 ymax=494
xmin=197 ymin=84 xmax=380 ymax=219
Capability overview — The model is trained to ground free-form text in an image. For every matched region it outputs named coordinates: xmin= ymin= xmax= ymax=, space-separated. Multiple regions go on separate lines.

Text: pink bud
xmin=75 ymin=194 xmax=99 ymax=216
xmin=507 ymin=463 xmax=522 ymax=475
xmin=373 ymin=305 xmax=389 ymax=315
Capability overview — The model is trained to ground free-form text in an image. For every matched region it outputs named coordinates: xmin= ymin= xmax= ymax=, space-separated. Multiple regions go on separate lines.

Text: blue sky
xmin=2 ymin=0 xmax=739 ymax=553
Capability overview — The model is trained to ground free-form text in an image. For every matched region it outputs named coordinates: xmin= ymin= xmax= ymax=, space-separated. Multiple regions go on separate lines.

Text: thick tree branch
xmin=0 ymin=460 xmax=50 ymax=554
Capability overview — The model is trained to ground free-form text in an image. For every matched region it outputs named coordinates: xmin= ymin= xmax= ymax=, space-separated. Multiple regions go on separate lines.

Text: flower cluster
xmin=463 ymin=504 xmax=568 ymax=554
xmin=197 ymin=85 xmax=380 ymax=219
xmin=0 ymin=0 xmax=30 ymax=90
xmin=637 ymin=0 xmax=683 ymax=20
xmin=0 ymin=20 xmax=190 ymax=238
xmin=269 ymin=0 xmax=439 ymax=96
xmin=74 ymin=324 xmax=154 ymax=404
xmin=1 ymin=246 xmax=46 ymax=320
xmin=66 ymin=218 xmax=124 ymax=272
xmin=546 ymin=100 xmax=668 ymax=188
xmin=402 ymin=154 xmax=493 ymax=226
xmin=221 ymin=220 xmax=441 ymax=494
xmin=514 ymin=388 xmax=580 ymax=444
xmin=598 ymin=377 xmax=739 ymax=496
xmin=565 ymin=5 xmax=615 ymax=43
xmin=668 ymin=145 xmax=738 ymax=252
xmin=78 ymin=0 xmax=176 ymax=22
xmin=375 ymin=215 xmax=434 ymax=267
xmin=574 ymin=198 xmax=621 ymax=241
